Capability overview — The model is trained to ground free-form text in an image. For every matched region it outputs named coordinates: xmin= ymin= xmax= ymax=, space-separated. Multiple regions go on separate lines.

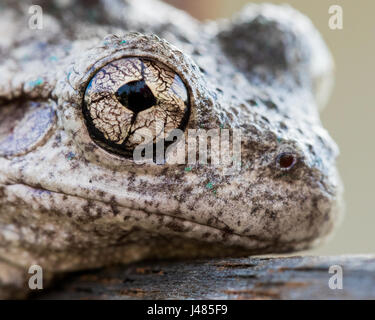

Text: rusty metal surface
xmin=33 ymin=255 xmax=375 ymax=300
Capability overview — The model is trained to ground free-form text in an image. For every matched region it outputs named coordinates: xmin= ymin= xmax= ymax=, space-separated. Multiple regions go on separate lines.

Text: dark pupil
xmin=115 ymin=80 xmax=156 ymax=113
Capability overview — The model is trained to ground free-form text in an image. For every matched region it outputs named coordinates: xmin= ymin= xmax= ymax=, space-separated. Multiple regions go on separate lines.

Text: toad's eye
xmin=83 ymin=57 xmax=189 ymax=156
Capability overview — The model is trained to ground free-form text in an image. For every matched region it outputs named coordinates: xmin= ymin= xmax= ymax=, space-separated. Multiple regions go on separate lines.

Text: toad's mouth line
xmin=8 ymin=182 xmax=274 ymax=245
xmin=3 ymin=182 xmax=316 ymax=250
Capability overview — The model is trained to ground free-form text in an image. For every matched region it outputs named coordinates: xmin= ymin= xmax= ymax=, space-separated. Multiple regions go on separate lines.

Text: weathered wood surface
xmin=34 ymin=255 xmax=375 ymax=300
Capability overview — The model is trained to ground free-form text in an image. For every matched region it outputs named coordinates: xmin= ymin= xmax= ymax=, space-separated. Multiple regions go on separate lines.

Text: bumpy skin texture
xmin=0 ymin=0 xmax=342 ymax=298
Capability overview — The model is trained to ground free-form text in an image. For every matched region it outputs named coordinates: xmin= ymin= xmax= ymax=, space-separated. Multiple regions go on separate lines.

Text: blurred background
xmin=164 ymin=0 xmax=375 ymax=255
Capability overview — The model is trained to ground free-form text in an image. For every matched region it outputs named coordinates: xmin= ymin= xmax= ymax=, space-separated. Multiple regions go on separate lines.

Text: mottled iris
xmin=83 ymin=57 xmax=189 ymax=156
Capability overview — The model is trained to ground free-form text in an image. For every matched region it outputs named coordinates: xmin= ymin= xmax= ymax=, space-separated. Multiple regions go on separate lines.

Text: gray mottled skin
xmin=0 ymin=0 xmax=343 ymax=298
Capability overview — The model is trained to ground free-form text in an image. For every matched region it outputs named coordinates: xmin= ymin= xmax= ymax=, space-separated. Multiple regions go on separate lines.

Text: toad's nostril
xmin=116 ymin=80 xmax=156 ymax=113
xmin=276 ymin=152 xmax=297 ymax=170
